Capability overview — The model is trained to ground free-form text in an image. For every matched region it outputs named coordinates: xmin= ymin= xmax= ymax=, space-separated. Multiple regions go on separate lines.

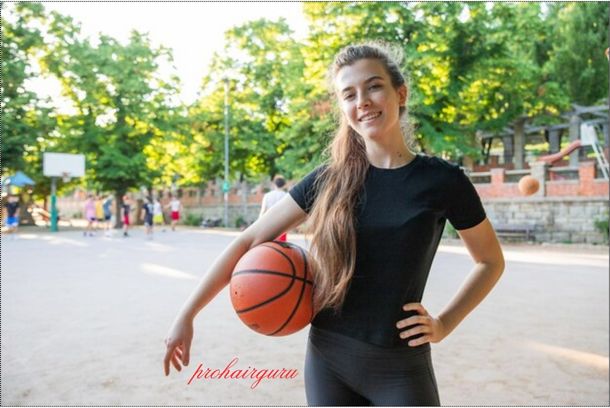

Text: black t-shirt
xmin=289 ymin=154 xmax=486 ymax=347
xmin=143 ymin=203 xmax=154 ymax=218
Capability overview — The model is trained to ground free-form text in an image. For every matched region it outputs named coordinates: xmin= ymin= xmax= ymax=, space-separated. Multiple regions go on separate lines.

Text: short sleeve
xmin=445 ymin=166 xmax=486 ymax=230
xmin=288 ymin=165 xmax=327 ymax=214
xmin=261 ymin=192 xmax=269 ymax=209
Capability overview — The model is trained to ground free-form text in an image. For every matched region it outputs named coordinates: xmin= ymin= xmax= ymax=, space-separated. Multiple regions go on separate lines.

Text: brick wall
xmin=472 ymin=161 xmax=608 ymax=199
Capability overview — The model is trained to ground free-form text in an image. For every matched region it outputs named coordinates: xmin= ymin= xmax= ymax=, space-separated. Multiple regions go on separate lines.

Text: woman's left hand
xmin=396 ymin=303 xmax=447 ymax=347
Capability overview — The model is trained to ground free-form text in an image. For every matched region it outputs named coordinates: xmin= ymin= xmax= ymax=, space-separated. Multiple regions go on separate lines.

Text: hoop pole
xmin=50 ymin=177 xmax=58 ymax=232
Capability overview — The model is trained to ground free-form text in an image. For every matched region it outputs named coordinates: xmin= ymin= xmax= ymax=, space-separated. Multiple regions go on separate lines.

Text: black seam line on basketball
xmin=232 ymin=269 xmax=313 ymax=285
xmin=235 ymin=276 xmax=295 ymax=314
xmin=260 ymin=243 xmax=298 ymax=280
xmin=270 ymin=239 xmax=295 ymax=249
xmin=270 ymin=243 xmax=310 ymax=336
xmin=299 ymin=243 xmax=315 ymax=323
xmin=260 ymin=241 xmax=302 ymax=335
xmin=235 ymin=243 xmax=298 ymax=314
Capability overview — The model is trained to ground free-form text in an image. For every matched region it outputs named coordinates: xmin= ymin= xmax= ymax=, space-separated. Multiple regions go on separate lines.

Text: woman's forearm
xmin=177 ymin=236 xmax=252 ymax=321
xmin=438 ymin=260 xmax=504 ymax=337
xmin=173 ymin=197 xmax=307 ymax=324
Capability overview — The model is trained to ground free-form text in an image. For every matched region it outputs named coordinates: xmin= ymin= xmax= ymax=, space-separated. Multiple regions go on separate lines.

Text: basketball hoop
xmin=61 ymin=172 xmax=71 ymax=183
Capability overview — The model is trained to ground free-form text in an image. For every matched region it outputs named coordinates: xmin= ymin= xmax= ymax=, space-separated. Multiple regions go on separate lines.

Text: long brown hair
xmin=307 ymin=42 xmax=415 ymax=313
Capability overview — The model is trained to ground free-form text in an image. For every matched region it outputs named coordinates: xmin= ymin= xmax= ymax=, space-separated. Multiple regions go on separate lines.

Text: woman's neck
xmin=364 ymin=136 xmax=415 ymax=169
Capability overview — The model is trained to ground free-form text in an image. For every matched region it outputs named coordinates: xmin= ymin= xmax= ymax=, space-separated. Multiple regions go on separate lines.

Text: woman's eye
xmin=344 ymin=94 xmax=355 ymax=100
xmin=369 ymin=84 xmax=381 ymax=90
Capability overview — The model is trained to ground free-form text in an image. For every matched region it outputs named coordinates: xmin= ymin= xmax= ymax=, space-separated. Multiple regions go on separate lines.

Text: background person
xmin=102 ymin=194 xmax=113 ymax=237
xmin=153 ymin=196 xmax=165 ymax=232
xmin=94 ymin=195 xmax=104 ymax=234
xmin=84 ymin=194 xmax=96 ymax=237
xmin=141 ymin=196 xmax=155 ymax=240
xmin=122 ymin=195 xmax=132 ymax=237
xmin=166 ymin=194 xmax=182 ymax=232
xmin=258 ymin=175 xmax=289 ymax=241
xmin=3 ymin=194 xmax=21 ymax=239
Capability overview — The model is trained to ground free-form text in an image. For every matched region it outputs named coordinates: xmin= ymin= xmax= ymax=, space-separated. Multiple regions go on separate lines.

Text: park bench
xmin=494 ymin=224 xmax=536 ymax=242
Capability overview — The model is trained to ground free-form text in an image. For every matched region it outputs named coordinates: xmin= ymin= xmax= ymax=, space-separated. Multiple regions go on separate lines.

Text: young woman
xmin=163 ymin=43 xmax=504 ymax=406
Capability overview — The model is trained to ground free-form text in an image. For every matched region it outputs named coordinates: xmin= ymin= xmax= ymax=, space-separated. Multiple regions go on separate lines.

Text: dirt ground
xmin=1 ymin=226 xmax=608 ymax=406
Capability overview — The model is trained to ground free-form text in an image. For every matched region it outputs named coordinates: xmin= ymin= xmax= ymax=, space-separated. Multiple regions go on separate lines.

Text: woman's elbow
xmin=236 ymin=219 xmax=270 ymax=250
xmin=492 ymin=250 xmax=505 ymax=276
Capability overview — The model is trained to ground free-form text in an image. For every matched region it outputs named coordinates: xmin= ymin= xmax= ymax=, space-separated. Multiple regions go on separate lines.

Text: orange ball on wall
xmin=518 ymin=175 xmax=540 ymax=196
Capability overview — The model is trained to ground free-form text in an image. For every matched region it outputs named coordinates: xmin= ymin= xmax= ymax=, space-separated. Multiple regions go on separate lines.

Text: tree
xmin=41 ymin=10 xmax=183 ymax=221
xmin=194 ymin=19 xmax=305 ymax=182
xmin=545 ymin=2 xmax=609 ymax=105
xmin=2 ymin=2 xmax=57 ymax=199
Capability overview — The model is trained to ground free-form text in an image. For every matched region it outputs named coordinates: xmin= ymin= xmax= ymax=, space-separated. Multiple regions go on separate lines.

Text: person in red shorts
xmin=166 ymin=194 xmax=182 ymax=232
xmin=122 ymin=195 xmax=132 ymax=237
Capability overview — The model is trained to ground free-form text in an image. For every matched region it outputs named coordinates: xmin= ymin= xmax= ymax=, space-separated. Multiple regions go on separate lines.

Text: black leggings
xmin=304 ymin=326 xmax=441 ymax=406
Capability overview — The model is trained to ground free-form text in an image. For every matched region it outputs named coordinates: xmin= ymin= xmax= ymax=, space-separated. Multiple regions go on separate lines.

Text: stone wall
xmin=183 ymin=204 xmax=263 ymax=228
xmin=483 ymin=196 xmax=608 ymax=244
xmin=184 ymin=197 xmax=609 ymax=244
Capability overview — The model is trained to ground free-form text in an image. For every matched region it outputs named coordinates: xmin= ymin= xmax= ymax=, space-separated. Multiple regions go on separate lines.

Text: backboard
xmin=43 ymin=153 xmax=86 ymax=178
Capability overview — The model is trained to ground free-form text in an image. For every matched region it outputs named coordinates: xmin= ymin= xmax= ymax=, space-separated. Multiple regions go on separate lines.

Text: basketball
xmin=230 ymin=241 xmax=315 ymax=336
xmin=518 ymin=175 xmax=540 ymax=196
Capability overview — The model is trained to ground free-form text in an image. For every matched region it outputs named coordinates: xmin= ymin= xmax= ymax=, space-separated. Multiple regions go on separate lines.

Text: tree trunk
xmin=114 ymin=190 xmax=125 ymax=229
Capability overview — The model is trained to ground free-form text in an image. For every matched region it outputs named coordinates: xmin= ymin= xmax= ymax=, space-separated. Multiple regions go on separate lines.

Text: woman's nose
xmin=357 ymin=93 xmax=371 ymax=109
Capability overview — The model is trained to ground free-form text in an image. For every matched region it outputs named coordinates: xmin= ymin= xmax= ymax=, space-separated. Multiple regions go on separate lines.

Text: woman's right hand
xmin=163 ymin=315 xmax=194 ymax=376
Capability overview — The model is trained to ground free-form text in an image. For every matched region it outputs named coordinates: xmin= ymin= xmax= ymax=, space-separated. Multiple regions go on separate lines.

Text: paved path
xmin=1 ymin=228 xmax=608 ymax=405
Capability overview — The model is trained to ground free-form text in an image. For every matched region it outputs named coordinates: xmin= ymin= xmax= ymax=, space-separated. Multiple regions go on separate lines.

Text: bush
xmin=235 ymin=215 xmax=249 ymax=229
xmin=183 ymin=212 xmax=202 ymax=227
xmin=594 ymin=214 xmax=609 ymax=243
xmin=443 ymin=222 xmax=458 ymax=239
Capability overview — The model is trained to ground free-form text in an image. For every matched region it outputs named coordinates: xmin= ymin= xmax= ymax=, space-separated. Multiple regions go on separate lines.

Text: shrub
xmin=235 ymin=215 xmax=249 ymax=229
xmin=594 ymin=214 xmax=609 ymax=243
xmin=443 ymin=222 xmax=458 ymax=239
xmin=183 ymin=212 xmax=202 ymax=227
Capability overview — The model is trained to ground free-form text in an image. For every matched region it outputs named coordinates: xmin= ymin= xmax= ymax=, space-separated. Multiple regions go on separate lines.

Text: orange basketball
xmin=518 ymin=175 xmax=540 ymax=196
xmin=230 ymin=241 xmax=315 ymax=336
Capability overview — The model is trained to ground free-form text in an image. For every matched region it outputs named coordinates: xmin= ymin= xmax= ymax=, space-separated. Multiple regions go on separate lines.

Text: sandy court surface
xmin=1 ymin=227 xmax=608 ymax=406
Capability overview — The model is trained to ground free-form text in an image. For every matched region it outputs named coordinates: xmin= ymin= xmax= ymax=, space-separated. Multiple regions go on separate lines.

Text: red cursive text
xmin=187 ymin=357 xmax=299 ymax=389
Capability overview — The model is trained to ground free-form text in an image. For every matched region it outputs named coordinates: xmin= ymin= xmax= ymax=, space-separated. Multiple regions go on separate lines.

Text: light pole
xmin=223 ymin=77 xmax=230 ymax=228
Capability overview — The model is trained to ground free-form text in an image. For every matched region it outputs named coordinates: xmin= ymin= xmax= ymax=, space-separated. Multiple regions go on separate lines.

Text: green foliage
xmin=194 ymin=18 xmax=306 ymax=181
xmin=594 ymin=214 xmax=609 ymax=243
xmin=182 ymin=212 xmax=202 ymax=227
xmin=235 ymin=215 xmax=249 ymax=229
xmin=443 ymin=222 xmax=458 ymax=239
xmin=40 ymin=12 xmax=183 ymax=198
xmin=545 ymin=2 xmax=609 ymax=105
xmin=4 ymin=2 xmax=607 ymax=195
xmin=1 ymin=3 xmax=57 ymax=198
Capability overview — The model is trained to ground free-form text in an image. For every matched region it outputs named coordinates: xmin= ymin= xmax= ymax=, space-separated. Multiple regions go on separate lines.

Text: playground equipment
xmin=43 ymin=153 xmax=85 ymax=232
xmin=537 ymin=140 xmax=583 ymax=165
xmin=536 ymin=123 xmax=609 ymax=180
xmin=580 ymin=123 xmax=609 ymax=180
